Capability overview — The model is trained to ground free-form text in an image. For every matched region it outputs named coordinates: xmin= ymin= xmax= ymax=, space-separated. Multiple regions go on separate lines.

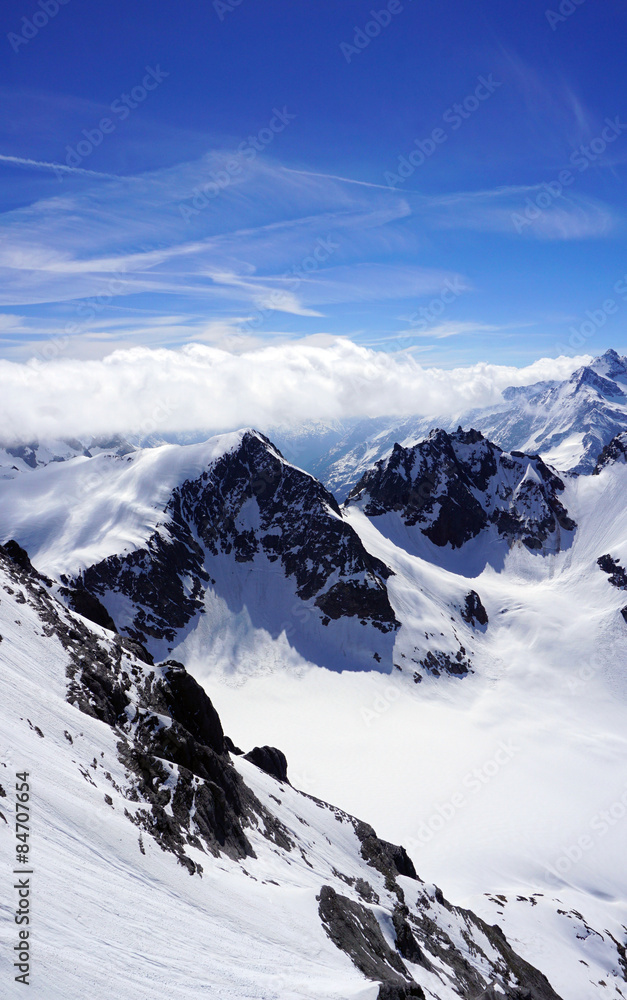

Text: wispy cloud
xmin=0 ymin=150 xmax=465 ymax=331
xmin=424 ymin=185 xmax=618 ymax=240
xmin=0 ymin=153 xmax=127 ymax=181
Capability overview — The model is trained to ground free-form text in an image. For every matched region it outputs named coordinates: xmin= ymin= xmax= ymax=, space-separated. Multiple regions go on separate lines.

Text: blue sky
xmin=1 ymin=0 xmax=626 ymax=367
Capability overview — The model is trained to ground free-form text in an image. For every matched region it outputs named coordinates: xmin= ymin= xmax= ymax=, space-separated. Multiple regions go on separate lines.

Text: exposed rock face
xmin=353 ymin=818 xmax=418 ymax=890
xmin=59 ymin=583 xmax=117 ymax=632
xmin=0 ymin=544 xmax=290 ymax=872
xmin=346 ymin=428 xmax=575 ymax=552
xmin=317 ymin=885 xmax=421 ymax=992
xmin=1 ymin=538 xmax=34 ymax=572
xmin=597 ymin=554 xmax=627 ymax=622
xmin=317 ymin=878 xmax=565 ymax=1000
xmin=461 ymin=590 xmax=489 ymax=627
xmin=594 ymin=432 xmax=627 ymax=473
xmin=597 ymin=554 xmax=627 ymax=589
xmin=291 ymin=349 xmax=627 ymax=492
xmin=75 ymin=431 xmax=399 ymax=657
xmin=0 ymin=544 xmax=570 ymax=998
xmin=244 ymin=745 xmax=289 ymax=783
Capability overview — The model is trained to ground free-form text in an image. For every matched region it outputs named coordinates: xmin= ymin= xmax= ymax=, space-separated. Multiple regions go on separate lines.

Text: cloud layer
xmin=0 ymin=340 xmax=590 ymax=443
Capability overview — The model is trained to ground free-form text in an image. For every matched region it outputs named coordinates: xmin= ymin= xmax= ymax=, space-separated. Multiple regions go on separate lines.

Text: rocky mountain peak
xmin=346 ymin=427 xmax=575 ymax=552
xmin=593 ymin=431 xmax=627 ymax=473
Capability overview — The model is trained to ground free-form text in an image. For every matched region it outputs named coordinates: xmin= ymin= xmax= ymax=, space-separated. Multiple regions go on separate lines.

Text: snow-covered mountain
xmin=0 ymin=429 xmax=401 ymax=673
xmin=464 ymin=348 xmax=627 ymax=474
xmin=346 ymin=428 xmax=575 ymax=556
xmin=7 ymin=349 xmax=627 ymax=499
xmin=276 ymin=349 xmax=627 ymax=498
xmin=1 ymin=539 xmax=583 ymax=1000
xmin=0 ymin=426 xmax=580 ymax=682
xmin=0 ymin=435 xmax=135 ymax=478
xmin=2 ymin=409 xmax=627 ymax=997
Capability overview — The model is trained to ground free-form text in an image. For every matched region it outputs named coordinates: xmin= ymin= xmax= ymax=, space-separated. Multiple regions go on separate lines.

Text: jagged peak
xmin=519 ymin=462 xmax=542 ymax=486
xmin=593 ymin=431 xmax=627 ymax=473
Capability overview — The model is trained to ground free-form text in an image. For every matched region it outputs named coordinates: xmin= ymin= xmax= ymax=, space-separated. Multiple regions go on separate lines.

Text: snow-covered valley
xmin=1 ymin=351 xmax=627 ymax=998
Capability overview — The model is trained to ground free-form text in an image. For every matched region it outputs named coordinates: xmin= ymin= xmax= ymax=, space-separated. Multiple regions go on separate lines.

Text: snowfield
xmin=1 ymin=390 xmax=627 ymax=996
xmin=1 ymin=547 xmax=589 ymax=1000
xmin=206 ymin=461 xmax=627 ymax=999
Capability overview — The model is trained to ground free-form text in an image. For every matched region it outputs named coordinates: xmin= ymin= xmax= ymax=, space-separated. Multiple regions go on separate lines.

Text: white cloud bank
xmin=0 ymin=340 xmax=590 ymax=443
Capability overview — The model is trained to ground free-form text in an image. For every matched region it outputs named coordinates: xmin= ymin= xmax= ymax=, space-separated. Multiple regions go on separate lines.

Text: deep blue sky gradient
xmin=1 ymin=0 xmax=626 ymax=365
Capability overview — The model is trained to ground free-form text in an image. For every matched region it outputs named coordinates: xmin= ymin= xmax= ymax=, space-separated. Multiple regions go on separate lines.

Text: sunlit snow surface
xmin=0 ymin=436 xmax=626 ymax=997
xmin=210 ymin=464 xmax=627 ymax=999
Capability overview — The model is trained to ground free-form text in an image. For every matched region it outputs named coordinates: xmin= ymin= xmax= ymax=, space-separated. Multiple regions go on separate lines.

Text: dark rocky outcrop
xmin=74 ymin=431 xmax=399 ymax=654
xmin=353 ymin=819 xmax=417 ymax=894
xmin=317 ymin=885 xmax=417 ymax=989
xmin=376 ymin=985 xmax=425 ymax=1000
xmin=59 ymin=584 xmax=117 ymax=632
xmin=244 ymin=745 xmax=289 ymax=783
xmin=594 ymin=432 xmax=627 ymax=473
xmin=0 ymin=543 xmax=291 ymax=872
xmin=597 ymin=554 xmax=627 ymax=589
xmin=346 ymin=428 xmax=575 ymax=552
xmin=392 ymin=904 xmax=430 ymax=968
xmin=1 ymin=539 xmax=34 ymax=572
xmin=461 ymin=590 xmax=489 ymax=627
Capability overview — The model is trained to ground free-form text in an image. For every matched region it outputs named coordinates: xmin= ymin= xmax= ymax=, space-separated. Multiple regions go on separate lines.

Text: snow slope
xmin=206 ymin=458 xmax=627 ymax=999
xmin=1 ymin=422 xmax=627 ymax=996
xmin=0 ymin=544 xmax=573 ymax=1000
xmin=0 ymin=430 xmax=399 ymax=675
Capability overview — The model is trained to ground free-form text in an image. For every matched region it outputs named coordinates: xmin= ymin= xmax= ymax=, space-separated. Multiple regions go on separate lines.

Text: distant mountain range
xmin=2 ymin=349 xmax=627 ymax=998
xmin=5 ymin=349 xmax=627 ymax=497
xmin=271 ymin=348 xmax=627 ymax=497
